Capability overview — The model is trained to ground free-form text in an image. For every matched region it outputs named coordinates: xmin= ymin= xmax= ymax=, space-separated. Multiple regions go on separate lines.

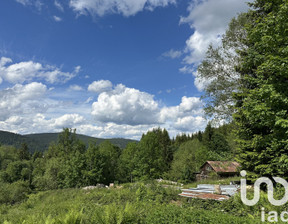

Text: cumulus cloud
xmin=69 ymin=0 xmax=176 ymax=17
xmin=0 ymin=82 xmax=47 ymax=120
xmin=180 ymin=0 xmax=249 ymax=64
xmin=0 ymin=57 xmax=79 ymax=84
xmin=0 ymin=77 xmax=207 ymax=138
xmin=160 ymin=96 xmax=203 ymax=121
xmin=54 ymin=114 xmax=86 ymax=128
xmin=88 ymin=80 xmax=113 ymax=93
xmin=179 ymin=0 xmax=249 ymax=91
xmin=90 ymin=83 xmax=207 ymax=133
xmin=69 ymin=84 xmax=83 ymax=91
xmin=174 ymin=116 xmax=206 ymax=132
xmin=91 ymin=84 xmax=160 ymax=125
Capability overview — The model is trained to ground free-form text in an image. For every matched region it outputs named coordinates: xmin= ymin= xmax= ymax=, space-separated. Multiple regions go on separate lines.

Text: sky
xmin=0 ymin=0 xmax=249 ymax=140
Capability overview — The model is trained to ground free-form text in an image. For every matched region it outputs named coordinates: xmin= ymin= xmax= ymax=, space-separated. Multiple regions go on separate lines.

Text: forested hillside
xmin=0 ymin=130 xmax=137 ymax=152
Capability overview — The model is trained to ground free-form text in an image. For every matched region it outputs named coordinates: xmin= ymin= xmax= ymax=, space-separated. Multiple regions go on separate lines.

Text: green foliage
xmin=18 ymin=143 xmax=31 ymax=161
xmin=234 ymin=0 xmax=288 ymax=177
xmin=132 ymin=129 xmax=168 ymax=180
xmin=0 ymin=130 xmax=136 ymax=153
xmin=4 ymin=160 xmax=32 ymax=183
xmin=0 ymin=145 xmax=18 ymax=170
xmin=0 ymin=183 xmax=257 ymax=223
xmin=198 ymin=13 xmax=249 ymax=122
xmin=201 ymin=122 xmax=235 ymax=161
xmin=169 ymin=139 xmax=208 ymax=182
xmin=118 ymin=142 xmax=138 ymax=183
xmin=0 ymin=180 xmax=31 ymax=204
xmin=98 ymin=141 xmax=121 ymax=185
xmin=82 ymin=143 xmax=104 ymax=185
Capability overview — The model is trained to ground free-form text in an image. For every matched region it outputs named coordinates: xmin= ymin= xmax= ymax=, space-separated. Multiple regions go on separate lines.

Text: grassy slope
xmin=0 ymin=182 xmax=258 ymax=224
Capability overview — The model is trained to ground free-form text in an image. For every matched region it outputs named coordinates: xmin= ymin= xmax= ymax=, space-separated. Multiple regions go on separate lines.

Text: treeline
xmin=0 ymin=123 xmax=236 ymax=204
xmin=0 ymin=131 xmax=136 ymax=153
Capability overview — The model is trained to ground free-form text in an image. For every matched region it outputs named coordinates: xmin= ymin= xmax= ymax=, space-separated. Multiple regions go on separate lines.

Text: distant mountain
xmin=0 ymin=130 xmax=137 ymax=152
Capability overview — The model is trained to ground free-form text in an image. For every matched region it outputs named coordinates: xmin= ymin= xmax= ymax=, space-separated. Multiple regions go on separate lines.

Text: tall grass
xmin=0 ymin=181 xmax=266 ymax=224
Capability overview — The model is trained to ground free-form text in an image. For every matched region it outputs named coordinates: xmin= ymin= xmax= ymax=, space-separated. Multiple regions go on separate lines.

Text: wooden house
xmin=196 ymin=161 xmax=240 ymax=180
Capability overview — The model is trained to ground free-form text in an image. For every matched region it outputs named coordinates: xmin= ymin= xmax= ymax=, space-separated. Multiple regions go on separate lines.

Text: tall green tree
xmin=46 ymin=128 xmax=85 ymax=158
xmin=202 ymin=121 xmax=214 ymax=148
xmin=198 ymin=13 xmax=249 ymax=122
xmin=234 ymin=0 xmax=288 ymax=177
xmin=134 ymin=130 xmax=166 ymax=180
xmin=169 ymin=139 xmax=208 ymax=182
xmin=18 ymin=143 xmax=30 ymax=161
xmin=118 ymin=142 xmax=138 ymax=183
xmin=98 ymin=141 xmax=120 ymax=184
xmin=83 ymin=143 xmax=105 ymax=185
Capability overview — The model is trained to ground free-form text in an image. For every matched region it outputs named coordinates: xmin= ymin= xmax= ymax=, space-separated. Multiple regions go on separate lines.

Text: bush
xmin=0 ymin=181 xmax=31 ymax=205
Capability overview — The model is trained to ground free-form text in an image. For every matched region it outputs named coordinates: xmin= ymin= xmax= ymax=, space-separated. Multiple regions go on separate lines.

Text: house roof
xmin=201 ymin=161 xmax=240 ymax=173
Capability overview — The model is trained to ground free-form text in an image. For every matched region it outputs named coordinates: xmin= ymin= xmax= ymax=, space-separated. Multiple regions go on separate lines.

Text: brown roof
xmin=201 ymin=161 xmax=240 ymax=173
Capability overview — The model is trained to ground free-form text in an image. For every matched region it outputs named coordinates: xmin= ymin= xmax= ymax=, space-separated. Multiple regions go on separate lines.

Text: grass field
xmin=0 ymin=181 xmax=263 ymax=224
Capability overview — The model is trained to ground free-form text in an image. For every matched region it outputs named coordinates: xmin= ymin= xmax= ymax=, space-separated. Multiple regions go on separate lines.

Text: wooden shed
xmin=196 ymin=161 xmax=240 ymax=180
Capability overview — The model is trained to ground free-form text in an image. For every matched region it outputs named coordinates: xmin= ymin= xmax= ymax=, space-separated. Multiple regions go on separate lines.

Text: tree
xmin=169 ymin=139 xmax=208 ymax=182
xmin=46 ymin=128 xmax=85 ymax=158
xmin=82 ymin=143 xmax=105 ymax=185
xmin=153 ymin=128 xmax=173 ymax=171
xmin=133 ymin=130 xmax=166 ymax=180
xmin=98 ymin=141 xmax=120 ymax=184
xmin=37 ymin=128 xmax=87 ymax=189
xmin=198 ymin=13 xmax=249 ymax=122
xmin=202 ymin=121 xmax=214 ymax=148
xmin=234 ymin=0 xmax=288 ymax=177
xmin=18 ymin=143 xmax=30 ymax=161
xmin=59 ymin=150 xmax=86 ymax=188
xmin=118 ymin=142 xmax=138 ymax=183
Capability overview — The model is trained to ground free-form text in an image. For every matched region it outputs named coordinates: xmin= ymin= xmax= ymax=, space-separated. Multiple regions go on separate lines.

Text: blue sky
xmin=0 ymin=0 xmax=249 ymax=139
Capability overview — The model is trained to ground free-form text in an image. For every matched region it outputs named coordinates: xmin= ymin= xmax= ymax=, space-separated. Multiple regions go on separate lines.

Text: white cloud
xmin=174 ymin=116 xmax=206 ymax=132
xmin=90 ymin=84 xmax=207 ymax=134
xmin=0 ymin=76 xmax=207 ymax=139
xmin=91 ymin=84 xmax=160 ymax=125
xmin=191 ymin=70 xmax=212 ymax=91
xmin=162 ymin=49 xmax=182 ymax=59
xmin=69 ymin=0 xmax=176 ymax=17
xmin=0 ymin=57 xmax=79 ymax=84
xmin=53 ymin=15 xmax=62 ymax=22
xmin=159 ymin=96 xmax=207 ymax=132
xmin=15 ymin=0 xmax=43 ymax=10
xmin=160 ymin=96 xmax=203 ymax=122
xmin=54 ymin=114 xmax=86 ymax=128
xmin=181 ymin=0 xmax=249 ymax=65
xmin=15 ymin=0 xmax=31 ymax=6
xmin=69 ymin=84 xmax=83 ymax=91
xmin=54 ymin=0 xmax=64 ymax=11
xmin=88 ymin=80 xmax=113 ymax=93
xmin=0 ymin=82 xmax=47 ymax=120
xmin=179 ymin=0 xmax=249 ymax=91
xmin=5 ymin=116 xmax=24 ymax=126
